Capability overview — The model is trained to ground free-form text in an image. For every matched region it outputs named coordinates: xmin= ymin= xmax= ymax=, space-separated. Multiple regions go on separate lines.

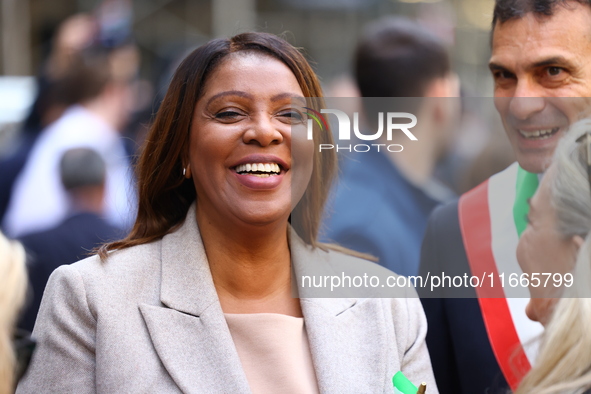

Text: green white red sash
xmin=458 ymin=162 xmax=543 ymax=391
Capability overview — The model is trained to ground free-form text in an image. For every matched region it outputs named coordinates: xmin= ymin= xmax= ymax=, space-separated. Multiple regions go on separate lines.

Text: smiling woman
xmin=16 ymin=32 xmax=437 ymax=393
xmin=185 ymin=52 xmax=311 ymax=246
xmin=101 ymin=32 xmax=332 ymax=252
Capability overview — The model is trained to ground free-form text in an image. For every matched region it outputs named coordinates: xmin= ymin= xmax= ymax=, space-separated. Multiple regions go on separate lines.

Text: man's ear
xmin=423 ymin=73 xmax=460 ymax=123
xmin=423 ymin=72 xmax=460 ymax=98
xmin=424 ymin=78 xmax=446 ymax=98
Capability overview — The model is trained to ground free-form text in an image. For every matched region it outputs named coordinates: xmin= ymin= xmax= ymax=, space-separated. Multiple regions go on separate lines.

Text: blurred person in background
xmin=17 ymin=32 xmax=437 ymax=393
xmin=43 ymin=14 xmax=98 ymax=80
xmin=322 ymin=16 xmax=460 ymax=277
xmin=2 ymin=41 xmax=139 ymax=238
xmin=420 ymin=0 xmax=591 ymax=392
xmin=514 ymin=120 xmax=591 ymax=394
xmin=0 ymin=233 xmax=28 ymax=394
xmin=0 ymin=14 xmax=98 ymax=223
xmin=17 ymin=148 xmax=122 ymax=332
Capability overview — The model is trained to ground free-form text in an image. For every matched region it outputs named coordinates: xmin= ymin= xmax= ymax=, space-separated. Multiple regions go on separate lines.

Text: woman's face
xmin=516 ymin=167 xmax=580 ymax=325
xmin=187 ymin=52 xmax=312 ymax=229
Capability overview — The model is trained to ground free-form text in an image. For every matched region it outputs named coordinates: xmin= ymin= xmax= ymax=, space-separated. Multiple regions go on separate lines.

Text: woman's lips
xmin=230 ymin=154 xmax=290 ymax=190
xmin=231 ymin=155 xmax=289 ymax=171
xmin=233 ymin=171 xmax=285 ymax=189
xmin=231 ymin=161 xmax=286 ymax=189
xmin=234 ymin=162 xmax=281 ymax=174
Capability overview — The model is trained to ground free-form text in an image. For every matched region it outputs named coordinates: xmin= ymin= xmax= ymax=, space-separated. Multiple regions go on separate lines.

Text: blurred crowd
xmin=0 ymin=10 xmax=142 ymax=331
xmin=3 ymin=0 xmax=591 ymax=393
xmin=0 ymin=3 xmax=507 ymax=334
xmin=0 ymin=2 xmax=514 ymax=390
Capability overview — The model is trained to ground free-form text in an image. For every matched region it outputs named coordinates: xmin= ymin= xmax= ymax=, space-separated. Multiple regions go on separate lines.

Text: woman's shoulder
xmin=322 ymin=244 xmax=400 ymax=274
xmin=52 ymin=240 xmax=163 ymax=299
xmin=70 ymin=241 xmax=161 ymax=274
xmin=296 ymin=242 xmax=416 ymax=300
xmin=298 ymin=239 xmax=398 ymax=275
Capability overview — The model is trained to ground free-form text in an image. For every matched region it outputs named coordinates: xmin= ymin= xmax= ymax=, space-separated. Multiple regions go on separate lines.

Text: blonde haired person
xmin=516 ymin=119 xmax=591 ymax=394
xmin=0 ymin=233 xmax=28 ymax=394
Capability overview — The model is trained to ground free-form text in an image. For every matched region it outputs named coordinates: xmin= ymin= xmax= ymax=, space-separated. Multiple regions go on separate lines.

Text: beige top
xmin=224 ymin=313 xmax=320 ymax=394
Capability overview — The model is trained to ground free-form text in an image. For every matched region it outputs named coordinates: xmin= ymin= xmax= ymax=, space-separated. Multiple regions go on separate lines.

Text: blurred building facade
xmin=1 ymin=0 xmax=512 ymax=196
xmin=1 ymin=0 xmax=495 ymax=95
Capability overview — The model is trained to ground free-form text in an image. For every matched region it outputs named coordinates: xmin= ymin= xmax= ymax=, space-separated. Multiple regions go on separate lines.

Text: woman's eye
xmin=278 ymin=111 xmax=304 ymax=123
xmin=215 ymin=111 xmax=243 ymax=121
xmin=215 ymin=111 xmax=240 ymax=119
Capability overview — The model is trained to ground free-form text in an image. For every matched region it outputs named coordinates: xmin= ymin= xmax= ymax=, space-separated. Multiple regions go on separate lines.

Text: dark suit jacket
xmin=17 ymin=212 xmax=122 ymax=331
xmin=322 ymin=150 xmax=444 ymax=277
xmin=419 ymin=200 xmax=509 ymax=394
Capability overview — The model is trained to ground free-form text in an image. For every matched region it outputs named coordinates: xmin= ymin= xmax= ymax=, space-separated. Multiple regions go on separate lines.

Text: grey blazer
xmin=17 ymin=205 xmax=437 ymax=393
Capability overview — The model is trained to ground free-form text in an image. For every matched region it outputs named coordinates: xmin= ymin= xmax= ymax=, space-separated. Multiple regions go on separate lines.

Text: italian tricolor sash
xmin=458 ymin=162 xmax=544 ymax=391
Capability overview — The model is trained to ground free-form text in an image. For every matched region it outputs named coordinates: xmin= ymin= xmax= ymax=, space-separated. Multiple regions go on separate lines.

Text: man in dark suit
xmin=421 ymin=1 xmax=591 ymax=393
xmin=322 ymin=17 xmax=459 ymax=277
xmin=18 ymin=148 xmax=122 ymax=331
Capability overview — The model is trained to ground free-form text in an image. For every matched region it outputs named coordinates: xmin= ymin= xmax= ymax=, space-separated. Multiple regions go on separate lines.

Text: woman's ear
xmin=182 ymin=150 xmax=192 ymax=179
xmin=184 ymin=163 xmax=192 ymax=179
xmin=573 ymin=234 xmax=585 ymax=250
xmin=181 ymin=153 xmax=192 ymax=179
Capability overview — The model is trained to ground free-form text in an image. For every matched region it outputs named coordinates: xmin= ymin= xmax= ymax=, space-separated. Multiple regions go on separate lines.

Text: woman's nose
xmin=242 ymin=114 xmax=284 ymax=146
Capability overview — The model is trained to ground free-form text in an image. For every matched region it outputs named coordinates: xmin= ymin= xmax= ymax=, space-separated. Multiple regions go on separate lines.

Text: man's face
xmin=490 ymin=2 xmax=591 ymax=173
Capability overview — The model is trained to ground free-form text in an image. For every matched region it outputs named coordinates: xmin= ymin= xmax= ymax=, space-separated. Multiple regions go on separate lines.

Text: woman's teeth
xmin=235 ymin=162 xmax=281 ymax=177
xmin=518 ymin=128 xmax=558 ymax=139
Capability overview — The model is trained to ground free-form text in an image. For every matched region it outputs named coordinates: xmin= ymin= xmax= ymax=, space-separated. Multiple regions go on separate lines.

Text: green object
xmin=513 ymin=166 xmax=539 ymax=237
xmin=392 ymin=371 xmax=418 ymax=394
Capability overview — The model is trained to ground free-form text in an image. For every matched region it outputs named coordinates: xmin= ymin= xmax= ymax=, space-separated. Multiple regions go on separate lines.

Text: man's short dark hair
xmin=60 ymin=148 xmax=106 ymax=191
xmin=492 ymin=0 xmax=591 ymax=27
xmin=354 ymin=17 xmax=450 ymax=98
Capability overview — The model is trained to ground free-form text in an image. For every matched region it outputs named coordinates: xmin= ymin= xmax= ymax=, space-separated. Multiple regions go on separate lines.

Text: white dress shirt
xmin=3 ymin=105 xmax=136 ymax=236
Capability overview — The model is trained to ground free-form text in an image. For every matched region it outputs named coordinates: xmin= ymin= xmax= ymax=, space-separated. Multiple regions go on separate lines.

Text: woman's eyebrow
xmin=206 ymin=90 xmax=252 ymax=106
xmin=271 ymin=93 xmax=306 ymax=103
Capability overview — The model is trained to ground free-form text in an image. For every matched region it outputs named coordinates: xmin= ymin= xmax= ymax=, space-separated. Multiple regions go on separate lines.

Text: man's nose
xmin=508 ymin=79 xmax=546 ymax=120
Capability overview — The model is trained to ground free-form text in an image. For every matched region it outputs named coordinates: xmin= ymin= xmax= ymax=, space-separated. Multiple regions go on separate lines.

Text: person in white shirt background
xmin=2 ymin=43 xmax=139 ymax=238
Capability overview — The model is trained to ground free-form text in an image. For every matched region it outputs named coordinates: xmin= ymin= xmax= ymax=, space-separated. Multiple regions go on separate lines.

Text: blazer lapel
xmin=140 ymin=204 xmax=250 ymax=394
xmin=291 ymin=233 xmax=391 ymax=393
xmin=140 ymin=213 xmax=390 ymax=393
